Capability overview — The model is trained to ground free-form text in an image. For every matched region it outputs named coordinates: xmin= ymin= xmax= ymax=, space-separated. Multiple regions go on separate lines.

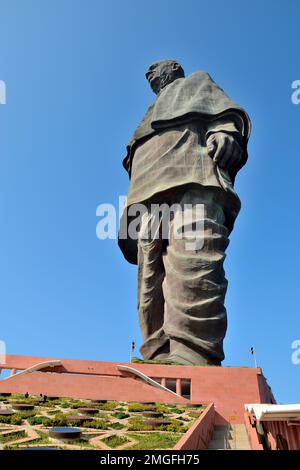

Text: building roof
xmin=245 ymin=404 xmax=300 ymax=422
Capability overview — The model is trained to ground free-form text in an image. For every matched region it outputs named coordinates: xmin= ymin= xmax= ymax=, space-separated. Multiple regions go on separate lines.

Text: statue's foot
xmin=160 ymin=354 xmax=196 ymax=365
xmin=149 ymin=343 xmax=170 ymax=362
xmin=152 ymin=352 xmax=169 ymax=361
xmin=161 ymin=353 xmax=220 ymax=366
xmin=168 ymin=340 xmax=221 ymax=366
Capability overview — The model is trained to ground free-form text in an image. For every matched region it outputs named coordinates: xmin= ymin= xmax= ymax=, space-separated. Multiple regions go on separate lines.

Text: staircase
xmin=208 ymin=424 xmax=251 ymax=450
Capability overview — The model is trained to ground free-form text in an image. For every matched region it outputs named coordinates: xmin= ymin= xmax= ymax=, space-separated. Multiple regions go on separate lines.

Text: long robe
xmin=119 ymin=71 xmax=251 ymax=264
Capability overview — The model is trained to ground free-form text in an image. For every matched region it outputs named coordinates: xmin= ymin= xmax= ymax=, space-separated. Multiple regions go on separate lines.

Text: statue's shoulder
xmin=176 ymin=71 xmax=215 ymax=92
xmin=187 ymin=70 xmax=213 ymax=82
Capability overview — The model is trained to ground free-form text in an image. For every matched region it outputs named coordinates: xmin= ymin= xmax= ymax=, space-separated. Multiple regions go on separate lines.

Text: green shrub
xmin=96 ymin=411 xmax=111 ymax=419
xmin=0 ymin=414 xmax=22 ymax=425
xmin=37 ymin=402 xmax=56 ymax=408
xmin=111 ymin=412 xmax=129 ymax=420
xmin=171 ymin=408 xmax=184 ymax=414
xmin=9 ymin=414 xmax=24 ymax=425
xmin=11 ymin=396 xmax=37 ymax=404
xmin=10 ymin=394 xmax=25 ymax=400
xmin=0 ymin=412 xmax=31 ymax=425
xmin=167 ymin=422 xmax=188 ymax=433
xmin=60 ymin=402 xmax=70 ymax=409
xmin=158 ymin=421 xmax=188 ymax=433
xmin=98 ymin=401 xmax=119 ymax=411
xmin=127 ymin=432 xmax=181 ymax=450
xmin=127 ymin=417 xmax=151 ymax=431
xmin=155 ymin=403 xmax=170 ymax=414
xmin=36 ymin=430 xmax=51 ymax=440
xmin=127 ymin=403 xmax=147 ymax=412
xmin=50 ymin=413 xmax=67 ymax=426
xmin=110 ymin=422 xmax=125 ymax=430
xmin=187 ymin=411 xmax=202 ymax=419
xmin=102 ymin=434 xmax=129 ymax=449
xmin=82 ymin=419 xmax=111 ymax=430
xmin=18 ymin=410 xmax=37 ymax=419
xmin=0 ymin=415 xmax=12 ymax=424
xmin=69 ymin=401 xmax=90 ymax=409
xmin=0 ymin=430 xmax=26 ymax=443
xmin=27 ymin=416 xmax=51 ymax=425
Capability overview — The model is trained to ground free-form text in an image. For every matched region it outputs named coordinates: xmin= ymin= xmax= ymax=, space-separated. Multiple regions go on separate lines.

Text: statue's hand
xmin=207 ymin=132 xmax=242 ymax=170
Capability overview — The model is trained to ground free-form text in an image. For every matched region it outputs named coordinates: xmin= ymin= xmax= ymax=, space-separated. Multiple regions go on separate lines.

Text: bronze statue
xmin=119 ymin=60 xmax=251 ymax=366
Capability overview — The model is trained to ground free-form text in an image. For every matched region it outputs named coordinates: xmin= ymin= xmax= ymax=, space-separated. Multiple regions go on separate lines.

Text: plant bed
xmin=12 ymin=404 xmax=35 ymax=411
xmin=171 ymin=408 xmax=184 ymax=414
xmin=98 ymin=401 xmax=119 ymax=411
xmin=144 ymin=419 xmax=173 ymax=427
xmin=110 ymin=422 xmax=125 ymax=430
xmin=76 ymin=408 xmax=99 ymax=415
xmin=155 ymin=404 xmax=173 ymax=414
xmin=128 ymin=432 xmax=182 ymax=450
xmin=0 ymin=430 xmax=26 ymax=443
xmin=0 ymin=414 xmax=23 ymax=425
xmin=111 ymin=412 xmax=129 ymax=420
xmin=127 ymin=417 xmax=152 ymax=431
xmin=141 ymin=411 xmax=163 ymax=418
xmin=27 ymin=416 xmax=54 ymax=426
xmin=187 ymin=411 xmax=203 ymax=418
xmin=128 ymin=403 xmax=156 ymax=413
xmin=66 ymin=415 xmax=94 ymax=422
xmin=0 ymin=410 xmax=14 ymax=416
xmin=101 ymin=434 xmax=130 ymax=449
xmin=0 ymin=397 xmax=201 ymax=449
xmin=81 ymin=419 xmax=111 ymax=430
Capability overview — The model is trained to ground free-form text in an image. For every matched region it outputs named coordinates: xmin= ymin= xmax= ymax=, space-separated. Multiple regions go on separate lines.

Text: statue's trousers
xmin=137 ymin=185 xmax=229 ymax=364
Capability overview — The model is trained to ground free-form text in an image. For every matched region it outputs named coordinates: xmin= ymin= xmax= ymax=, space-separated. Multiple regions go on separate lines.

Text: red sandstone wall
xmin=244 ymin=412 xmax=263 ymax=450
xmin=0 ymin=355 xmax=273 ymax=425
xmin=0 ymin=372 xmax=188 ymax=404
xmin=174 ymin=403 xmax=215 ymax=450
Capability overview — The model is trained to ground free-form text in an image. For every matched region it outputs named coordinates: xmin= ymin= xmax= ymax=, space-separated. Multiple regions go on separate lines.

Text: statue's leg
xmin=138 ymin=209 xmax=169 ymax=361
xmin=162 ymin=186 xmax=229 ymax=365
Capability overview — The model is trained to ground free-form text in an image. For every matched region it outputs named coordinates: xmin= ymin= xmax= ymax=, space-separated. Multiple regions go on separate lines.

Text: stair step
xmin=208 ymin=424 xmax=251 ymax=450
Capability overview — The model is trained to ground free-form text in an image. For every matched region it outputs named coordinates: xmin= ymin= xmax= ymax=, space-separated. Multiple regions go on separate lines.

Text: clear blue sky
xmin=0 ymin=0 xmax=299 ymax=404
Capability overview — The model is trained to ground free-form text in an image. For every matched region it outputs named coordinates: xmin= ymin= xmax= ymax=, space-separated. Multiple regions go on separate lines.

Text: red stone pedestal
xmin=0 ymin=354 xmax=275 ymax=425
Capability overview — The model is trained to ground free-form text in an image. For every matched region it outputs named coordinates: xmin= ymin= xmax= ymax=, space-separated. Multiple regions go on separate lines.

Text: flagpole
xmin=251 ymin=347 xmax=257 ymax=368
xmin=130 ymin=341 xmax=135 ymax=363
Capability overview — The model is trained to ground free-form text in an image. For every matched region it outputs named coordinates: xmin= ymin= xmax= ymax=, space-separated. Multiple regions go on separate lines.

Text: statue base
xmin=0 ymin=354 xmax=274 ymax=425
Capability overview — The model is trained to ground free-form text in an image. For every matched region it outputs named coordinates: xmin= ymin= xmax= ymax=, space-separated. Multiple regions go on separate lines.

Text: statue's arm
xmin=206 ymin=113 xmax=244 ymax=171
xmin=206 ymin=112 xmax=244 ymax=142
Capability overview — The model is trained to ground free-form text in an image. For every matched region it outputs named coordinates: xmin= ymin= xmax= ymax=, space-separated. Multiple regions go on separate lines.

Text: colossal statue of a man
xmin=119 ymin=60 xmax=251 ymax=366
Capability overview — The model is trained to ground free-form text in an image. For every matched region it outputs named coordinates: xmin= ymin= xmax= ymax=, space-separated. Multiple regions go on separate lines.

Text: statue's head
xmin=145 ymin=59 xmax=185 ymax=95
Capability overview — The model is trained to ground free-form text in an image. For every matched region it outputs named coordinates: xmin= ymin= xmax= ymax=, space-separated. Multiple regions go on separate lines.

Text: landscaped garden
xmin=0 ymin=393 xmax=205 ymax=450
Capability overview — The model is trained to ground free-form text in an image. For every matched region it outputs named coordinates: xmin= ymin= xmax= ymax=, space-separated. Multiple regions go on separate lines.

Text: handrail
xmin=2 ymin=360 xmax=62 ymax=380
xmin=117 ymin=364 xmax=184 ymax=398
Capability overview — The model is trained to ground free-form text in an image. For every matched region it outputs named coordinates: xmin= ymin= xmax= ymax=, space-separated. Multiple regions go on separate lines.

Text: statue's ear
xmin=172 ymin=62 xmax=180 ymax=71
